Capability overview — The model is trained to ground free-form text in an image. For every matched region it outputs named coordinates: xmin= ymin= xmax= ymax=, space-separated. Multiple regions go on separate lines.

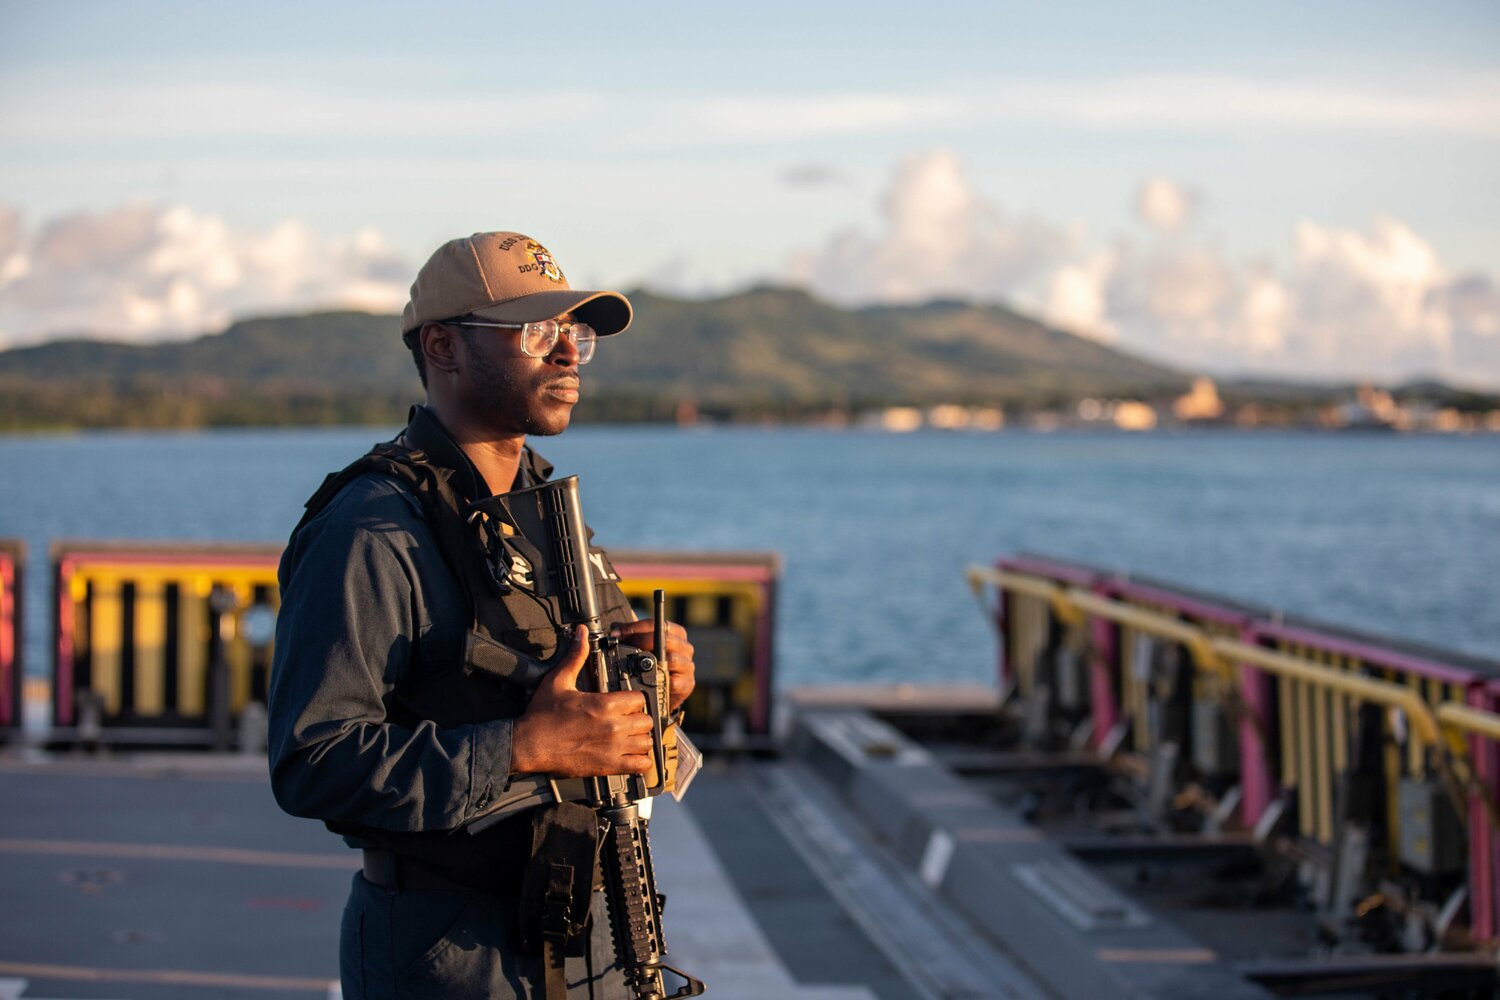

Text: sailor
xmin=266 ymin=231 xmax=696 ymax=999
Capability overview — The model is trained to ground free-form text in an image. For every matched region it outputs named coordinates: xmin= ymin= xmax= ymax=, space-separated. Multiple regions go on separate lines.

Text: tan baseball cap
xmin=400 ymin=231 xmax=632 ymax=338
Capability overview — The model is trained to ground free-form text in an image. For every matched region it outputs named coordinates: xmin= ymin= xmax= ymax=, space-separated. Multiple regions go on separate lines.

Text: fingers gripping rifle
xmin=465 ymin=476 xmax=705 ymax=1000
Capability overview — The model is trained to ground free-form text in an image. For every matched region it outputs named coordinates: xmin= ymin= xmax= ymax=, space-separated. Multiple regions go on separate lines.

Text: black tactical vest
xmin=293 ymin=405 xmax=633 ymax=887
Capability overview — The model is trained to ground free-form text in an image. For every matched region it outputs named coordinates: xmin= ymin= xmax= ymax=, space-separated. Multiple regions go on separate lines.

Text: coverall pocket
xmin=338 ymin=901 xmax=365 ymax=999
xmin=392 ymin=887 xmax=477 ymax=978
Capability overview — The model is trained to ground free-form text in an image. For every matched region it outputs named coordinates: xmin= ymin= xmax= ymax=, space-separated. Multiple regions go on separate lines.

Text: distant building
xmin=1076 ymin=396 xmax=1158 ymax=430
xmin=922 ymin=404 xmax=1006 ymax=430
xmin=1327 ymin=383 xmax=1402 ymax=430
xmin=927 ymin=404 xmax=971 ymax=429
xmin=1173 ymin=378 xmax=1224 ymax=421
xmin=970 ymin=407 xmax=1005 ymax=430
xmin=874 ymin=407 xmax=923 ymax=432
xmin=1112 ymin=400 xmax=1158 ymax=431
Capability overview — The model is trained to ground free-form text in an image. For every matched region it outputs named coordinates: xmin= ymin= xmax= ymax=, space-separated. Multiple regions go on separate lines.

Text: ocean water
xmin=1 ymin=426 xmax=1497 ymax=688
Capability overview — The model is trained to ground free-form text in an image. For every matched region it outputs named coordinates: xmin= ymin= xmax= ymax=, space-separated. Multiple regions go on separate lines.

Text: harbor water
xmin=2 ymin=426 xmax=1497 ymax=688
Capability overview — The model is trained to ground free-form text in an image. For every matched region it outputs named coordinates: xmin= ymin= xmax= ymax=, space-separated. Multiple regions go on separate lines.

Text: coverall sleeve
xmin=266 ymin=483 xmax=511 ymax=833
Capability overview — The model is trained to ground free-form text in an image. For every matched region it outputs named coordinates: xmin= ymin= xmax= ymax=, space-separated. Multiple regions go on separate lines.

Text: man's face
xmin=456 ymin=313 xmax=581 ymax=437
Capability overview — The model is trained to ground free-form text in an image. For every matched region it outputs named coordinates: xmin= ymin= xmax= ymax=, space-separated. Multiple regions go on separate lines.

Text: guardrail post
xmin=1236 ymin=626 xmax=1275 ymax=827
xmin=997 ymin=583 xmax=1011 ymax=691
xmin=0 ymin=541 xmax=22 ymax=739
xmin=1469 ymin=684 xmax=1500 ymax=944
xmin=53 ymin=555 xmax=75 ymax=728
xmin=1087 ymin=586 xmax=1119 ymax=752
xmin=209 ymin=585 xmax=237 ymax=752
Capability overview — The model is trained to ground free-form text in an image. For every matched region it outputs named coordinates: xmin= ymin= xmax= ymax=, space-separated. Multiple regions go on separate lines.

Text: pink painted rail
xmin=0 ymin=540 xmax=22 ymax=734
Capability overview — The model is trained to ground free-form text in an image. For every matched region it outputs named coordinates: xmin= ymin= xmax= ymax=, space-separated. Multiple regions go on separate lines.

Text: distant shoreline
xmin=1 ymin=419 xmax=1496 ymax=438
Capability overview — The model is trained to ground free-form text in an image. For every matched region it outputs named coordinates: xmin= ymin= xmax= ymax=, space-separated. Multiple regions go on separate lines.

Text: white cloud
xmin=8 ymin=68 xmax=1494 ymax=151
xmin=1084 ymin=218 xmax=1496 ymax=384
xmin=788 ymin=149 xmax=1073 ymax=305
xmin=1011 ymin=74 xmax=1500 ymax=138
xmin=689 ymin=73 xmax=1500 ymax=142
xmin=6 ymin=165 xmax=1499 ymax=389
xmin=1044 ymin=253 xmax=1117 ymax=342
xmin=1135 ymin=178 xmax=1196 ymax=232
xmin=0 ymin=205 xmax=28 ymax=290
xmin=0 ymin=203 xmax=409 ymax=346
xmin=1436 ymin=275 xmax=1500 ymax=377
xmin=0 ymin=78 xmax=606 ymax=142
xmin=1284 ymin=217 xmax=1453 ymax=375
xmin=1098 ymin=246 xmax=1296 ymax=370
xmin=780 ymin=164 xmax=856 ymax=189
xmin=787 ymin=150 xmax=1500 ymax=387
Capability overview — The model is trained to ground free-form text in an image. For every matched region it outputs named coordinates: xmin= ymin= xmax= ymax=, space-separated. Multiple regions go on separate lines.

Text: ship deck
xmin=3 ymin=688 xmax=1494 ymax=1000
xmin=0 ymin=746 xmax=1043 ymax=1000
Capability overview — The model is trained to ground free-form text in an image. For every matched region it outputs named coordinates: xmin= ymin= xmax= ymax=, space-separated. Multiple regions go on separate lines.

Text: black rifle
xmin=466 ymin=475 xmax=704 ymax=1000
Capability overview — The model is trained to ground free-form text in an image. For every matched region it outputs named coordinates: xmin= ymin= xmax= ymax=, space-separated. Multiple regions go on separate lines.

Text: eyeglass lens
xmin=522 ymin=319 xmax=596 ymax=363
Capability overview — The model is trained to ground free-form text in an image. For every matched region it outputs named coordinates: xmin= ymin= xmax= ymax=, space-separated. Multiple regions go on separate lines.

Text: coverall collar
xmin=399 ymin=404 xmax=554 ymax=500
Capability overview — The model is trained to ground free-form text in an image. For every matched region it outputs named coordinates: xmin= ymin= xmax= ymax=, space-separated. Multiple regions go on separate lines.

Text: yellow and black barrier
xmin=0 ymin=539 xmax=23 ymax=737
xmin=51 ymin=541 xmax=778 ymax=749
xmin=52 ymin=541 xmax=282 ymax=744
xmin=611 ymin=550 xmax=780 ymax=747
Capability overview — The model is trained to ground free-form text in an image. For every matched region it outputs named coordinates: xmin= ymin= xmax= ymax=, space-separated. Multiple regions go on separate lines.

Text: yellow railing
xmin=969 ymin=564 xmax=1482 ymax=750
xmin=1439 ymin=702 xmax=1500 ymax=743
xmin=968 ymin=564 xmax=1500 ymax=848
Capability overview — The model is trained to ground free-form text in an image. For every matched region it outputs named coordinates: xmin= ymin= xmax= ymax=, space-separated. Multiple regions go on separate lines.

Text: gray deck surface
xmin=0 ymin=750 xmax=1038 ymax=1000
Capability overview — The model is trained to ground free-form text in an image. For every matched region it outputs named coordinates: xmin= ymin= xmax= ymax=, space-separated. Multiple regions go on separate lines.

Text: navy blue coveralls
xmin=267 ymin=406 xmax=634 ymax=999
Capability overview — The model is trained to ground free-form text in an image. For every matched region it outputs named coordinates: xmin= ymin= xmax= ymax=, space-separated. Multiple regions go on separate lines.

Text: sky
xmin=1 ymin=1 xmax=1498 ymax=386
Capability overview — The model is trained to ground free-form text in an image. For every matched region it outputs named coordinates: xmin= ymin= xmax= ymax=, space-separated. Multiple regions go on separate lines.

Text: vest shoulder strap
xmin=295 ymin=441 xmax=455 ymax=530
xmin=294 ymin=441 xmax=487 ymax=620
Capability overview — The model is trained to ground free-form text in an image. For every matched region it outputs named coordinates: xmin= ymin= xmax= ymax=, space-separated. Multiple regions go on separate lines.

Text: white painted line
xmin=919 ymin=828 xmax=955 ymax=890
xmin=0 ymin=976 xmax=130 ymax=1000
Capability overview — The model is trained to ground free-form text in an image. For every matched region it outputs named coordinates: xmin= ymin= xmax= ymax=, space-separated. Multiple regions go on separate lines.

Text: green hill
xmin=0 ymin=287 xmax=1190 ymax=429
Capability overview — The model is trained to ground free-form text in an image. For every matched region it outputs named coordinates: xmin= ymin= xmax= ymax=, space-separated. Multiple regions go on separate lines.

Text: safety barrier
xmin=0 ymin=540 xmax=22 ymax=738
xmin=611 ymin=550 xmax=779 ymax=745
xmin=968 ymin=554 xmax=1500 ymax=947
xmin=50 ymin=541 xmax=778 ymax=749
xmin=52 ymin=542 xmax=282 ymax=745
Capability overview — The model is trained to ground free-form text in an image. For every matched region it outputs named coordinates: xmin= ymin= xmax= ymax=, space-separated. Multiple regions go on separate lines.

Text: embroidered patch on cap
xmin=524 ymin=241 xmax=563 ymax=283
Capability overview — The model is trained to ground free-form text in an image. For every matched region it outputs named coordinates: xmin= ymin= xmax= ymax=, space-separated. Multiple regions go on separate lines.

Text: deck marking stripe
xmin=0 ymin=960 xmax=332 ymax=991
xmin=0 ymin=838 xmax=351 ymax=870
xmin=0 ymin=759 xmax=269 ymax=782
xmin=956 ymin=827 xmax=1044 ymax=843
xmin=918 ymin=829 xmax=954 ymax=889
xmin=1096 ymin=947 xmax=1218 ymax=964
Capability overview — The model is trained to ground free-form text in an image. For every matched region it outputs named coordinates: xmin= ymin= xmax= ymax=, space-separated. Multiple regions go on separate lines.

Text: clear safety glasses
xmin=449 ymin=317 xmax=597 ymax=364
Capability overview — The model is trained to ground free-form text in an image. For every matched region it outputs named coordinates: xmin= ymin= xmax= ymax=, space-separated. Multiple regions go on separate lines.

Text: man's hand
xmin=610 ymin=619 xmax=696 ymax=712
xmin=511 ymin=626 xmax=654 ymax=777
